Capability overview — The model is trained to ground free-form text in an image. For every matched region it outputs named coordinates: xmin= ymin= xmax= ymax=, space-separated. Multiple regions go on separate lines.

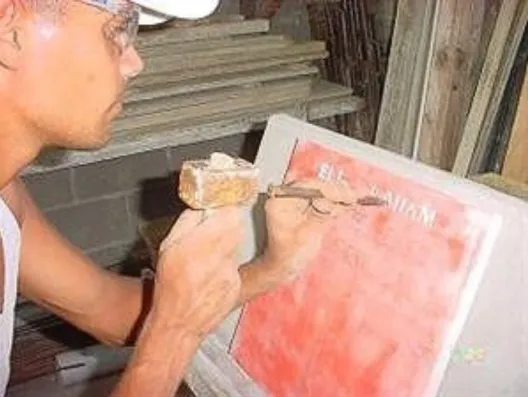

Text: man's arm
xmin=16 ymin=178 xmax=278 ymax=345
xmin=110 ymin=312 xmax=200 ymax=397
xmin=16 ymin=180 xmax=146 ymax=345
xmin=16 ymin=177 xmax=244 ymax=396
xmin=16 ymin=176 xmax=354 ymax=346
xmin=110 ymin=208 xmax=242 ymax=397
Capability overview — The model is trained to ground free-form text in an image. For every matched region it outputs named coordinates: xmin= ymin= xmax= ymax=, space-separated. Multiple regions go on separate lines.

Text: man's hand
xmin=112 ymin=207 xmax=244 ymax=397
xmin=237 ymin=178 xmax=357 ymax=305
xmin=152 ymin=207 xmax=244 ymax=338
xmin=260 ymin=179 xmax=356 ymax=283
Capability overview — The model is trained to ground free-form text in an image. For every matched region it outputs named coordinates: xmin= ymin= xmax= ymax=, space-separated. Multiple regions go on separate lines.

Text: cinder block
xmin=22 ymin=169 xmax=74 ymax=210
xmin=86 ymin=242 xmax=137 ymax=269
xmin=72 ymin=149 xmax=170 ymax=200
xmin=45 ymin=196 xmax=133 ymax=251
xmin=87 ymin=241 xmax=149 ymax=275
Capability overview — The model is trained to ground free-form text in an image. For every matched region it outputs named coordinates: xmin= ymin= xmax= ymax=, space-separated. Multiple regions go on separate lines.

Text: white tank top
xmin=0 ymin=197 xmax=20 ymax=395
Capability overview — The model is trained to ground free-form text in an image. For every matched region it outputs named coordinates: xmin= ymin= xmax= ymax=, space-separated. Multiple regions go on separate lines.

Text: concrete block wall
xmin=21 ymin=133 xmax=262 ymax=273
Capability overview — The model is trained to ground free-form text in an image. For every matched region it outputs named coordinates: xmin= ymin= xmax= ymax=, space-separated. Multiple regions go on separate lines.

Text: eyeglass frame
xmin=77 ymin=0 xmax=140 ymax=51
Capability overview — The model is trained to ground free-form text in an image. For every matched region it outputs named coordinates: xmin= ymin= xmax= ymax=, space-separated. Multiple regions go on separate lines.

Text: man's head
xmin=0 ymin=0 xmax=218 ymax=151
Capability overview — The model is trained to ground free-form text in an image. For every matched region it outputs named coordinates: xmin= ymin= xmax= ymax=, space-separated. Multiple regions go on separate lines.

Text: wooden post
xmin=452 ymin=0 xmax=528 ymax=176
xmin=501 ymin=67 xmax=528 ymax=183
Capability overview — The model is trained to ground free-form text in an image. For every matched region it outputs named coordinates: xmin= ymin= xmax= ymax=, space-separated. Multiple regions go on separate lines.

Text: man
xmin=0 ymin=1 xmax=355 ymax=396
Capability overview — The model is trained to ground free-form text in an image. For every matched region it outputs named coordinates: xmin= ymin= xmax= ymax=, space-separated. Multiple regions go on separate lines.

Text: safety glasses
xmin=78 ymin=0 xmax=140 ymax=50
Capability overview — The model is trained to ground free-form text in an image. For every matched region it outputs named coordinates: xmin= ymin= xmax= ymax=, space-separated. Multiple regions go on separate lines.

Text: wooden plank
xmin=501 ymin=67 xmax=528 ymax=183
xmin=115 ymin=80 xmax=359 ymax=136
xmin=113 ymin=78 xmax=313 ymax=132
xmin=114 ymin=80 xmax=359 ymax=136
xmin=139 ymin=13 xmax=246 ymax=32
xmin=467 ymin=1 xmax=528 ymax=174
xmin=309 ymin=80 xmax=355 ymax=101
xmin=483 ymin=22 xmax=528 ymax=173
xmin=126 ymin=64 xmax=319 ymax=102
xmin=119 ymin=77 xmax=313 ymax=119
xmin=374 ymin=0 xmax=440 ymax=157
xmin=144 ymin=41 xmax=327 ymax=74
xmin=133 ymin=53 xmax=327 ymax=87
xmin=452 ymin=0 xmax=528 ymax=176
xmin=138 ymin=34 xmax=291 ymax=58
xmin=136 ymin=19 xmax=270 ymax=47
xmin=415 ymin=0 xmax=496 ymax=170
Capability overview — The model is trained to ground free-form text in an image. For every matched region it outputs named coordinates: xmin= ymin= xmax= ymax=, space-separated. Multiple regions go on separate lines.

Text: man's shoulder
xmin=0 ymin=179 xmax=27 ymax=227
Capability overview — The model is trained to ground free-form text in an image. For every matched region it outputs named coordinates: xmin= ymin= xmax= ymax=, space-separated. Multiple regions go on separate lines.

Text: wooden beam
xmin=415 ymin=0 xmax=497 ymax=170
xmin=143 ymin=41 xmax=327 ymax=74
xmin=501 ymin=67 xmax=528 ymax=183
xmin=113 ymin=80 xmax=360 ymax=135
xmin=113 ymin=78 xmax=313 ymax=132
xmin=452 ymin=0 xmax=528 ymax=176
xmin=137 ymin=34 xmax=291 ymax=58
xmin=118 ymin=77 xmax=313 ymax=122
xmin=136 ymin=19 xmax=270 ymax=47
xmin=484 ymin=24 xmax=528 ymax=173
xmin=125 ymin=64 xmax=319 ymax=103
xmin=374 ymin=0 xmax=440 ymax=157
xmin=133 ymin=52 xmax=327 ymax=86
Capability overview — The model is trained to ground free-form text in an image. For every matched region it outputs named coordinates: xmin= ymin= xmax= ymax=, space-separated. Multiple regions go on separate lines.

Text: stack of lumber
xmin=111 ymin=14 xmax=365 ymax=146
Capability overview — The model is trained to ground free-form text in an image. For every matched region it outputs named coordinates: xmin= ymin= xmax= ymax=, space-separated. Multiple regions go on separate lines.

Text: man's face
xmin=1 ymin=0 xmax=144 ymax=150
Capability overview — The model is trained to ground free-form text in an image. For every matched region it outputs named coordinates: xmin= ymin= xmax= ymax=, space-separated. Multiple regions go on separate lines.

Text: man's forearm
xmin=111 ymin=313 xmax=200 ymax=397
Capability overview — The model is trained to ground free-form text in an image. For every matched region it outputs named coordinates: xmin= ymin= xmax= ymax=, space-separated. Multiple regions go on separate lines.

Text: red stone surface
xmin=232 ymin=141 xmax=494 ymax=397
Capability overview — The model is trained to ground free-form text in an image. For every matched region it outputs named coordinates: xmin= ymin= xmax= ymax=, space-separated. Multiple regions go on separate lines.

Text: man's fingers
xmin=265 ymin=196 xmax=310 ymax=219
xmin=285 ymin=178 xmax=359 ymax=205
xmin=196 ymin=207 xmax=244 ymax=257
xmin=160 ymin=207 xmax=244 ymax=254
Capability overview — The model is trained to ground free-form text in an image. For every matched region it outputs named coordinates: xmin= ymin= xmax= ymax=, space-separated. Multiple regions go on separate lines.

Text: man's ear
xmin=0 ymin=1 xmax=23 ymax=70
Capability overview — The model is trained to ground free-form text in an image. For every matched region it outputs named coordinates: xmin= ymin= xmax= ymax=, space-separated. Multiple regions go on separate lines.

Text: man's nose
xmin=120 ymin=45 xmax=144 ymax=79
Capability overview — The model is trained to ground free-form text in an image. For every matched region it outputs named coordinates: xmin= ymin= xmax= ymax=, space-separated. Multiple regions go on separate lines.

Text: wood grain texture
xmin=307 ymin=0 xmax=384 ymax=142
xmin=134 ymin=52 xmax=327 ymax=87
xmin=120 ymin=77 xmax=313 ymax=120
xmin=113 ymin=78 xmax=313 ymax=132
xmin=374 ymin=0 xmax=439 ymax=157
xmin=143 ymin=41 xmax=327 ymax=74
xmin=126 ymin=64 xmax=319 ymax=102
xmin=501 ymin=68 xmax=528 ymax=183
xmin=136 ymin=19 xmax=270 ymax=47
xmin=114 ymin=80 xmax=358 ymax=135
xmin=452 ymin=0 xmax=528 ymax=176
xmin=415 ymin=0 xmax=494 ymax=170
xmin=486 ymin=25 xmax=528 ymax=173
xmin=137 ymin=34 xmax=291 ymax=59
